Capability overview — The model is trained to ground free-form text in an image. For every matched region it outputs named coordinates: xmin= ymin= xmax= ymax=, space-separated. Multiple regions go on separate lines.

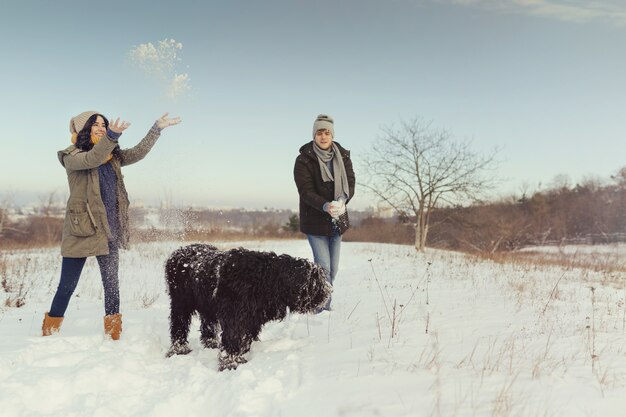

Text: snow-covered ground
xmin=1 ymin=240 xmax=625 ymax=417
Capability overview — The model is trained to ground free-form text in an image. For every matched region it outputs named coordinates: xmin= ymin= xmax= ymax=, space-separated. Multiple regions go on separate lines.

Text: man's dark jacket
xmin=293 ymin=141 xmax=356 ymax=236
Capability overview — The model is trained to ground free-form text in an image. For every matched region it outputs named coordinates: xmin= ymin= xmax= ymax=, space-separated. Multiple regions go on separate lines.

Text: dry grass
xmin=131 ymin=227 xmax=303 ymax=244
xmin=343 ymin=219 xmax=414 ymax=245
xmin=474 ymin=249 xmax=626 ymax=274
xmin=1 ymin=254 xmax=34 ymax=308
xmin=0 ymin=227 xmax=303 ymax=251
xmin=0 ymin=240 xmax=60 ymax=251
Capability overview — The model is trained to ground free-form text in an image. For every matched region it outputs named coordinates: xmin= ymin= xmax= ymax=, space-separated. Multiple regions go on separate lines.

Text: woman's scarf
xmin=313 ymin=142 xmax=350 ymax=201
xmin=71 ymin=133 xmax=112 ymax=163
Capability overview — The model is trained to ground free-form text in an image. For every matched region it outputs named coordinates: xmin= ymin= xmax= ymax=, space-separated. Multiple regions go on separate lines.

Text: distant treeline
xmin=2 ymin=173 xmax=625 ymax=252
xmin=429 ymin=179 xmax=626 ymax=251
xmin=0 ymin=205 xmax=375 ymax=249
xmin=346 ymin=174 xmax=626 ymax=252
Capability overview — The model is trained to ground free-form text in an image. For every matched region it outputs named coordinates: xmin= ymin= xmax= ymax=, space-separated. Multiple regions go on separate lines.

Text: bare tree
xmin=548 ymin=174 xmax=572 ymax=193
xmin=37 ymin=191 xmax=60 ymax=245
xmin=611 ymin=166 xmax=626 ymax=189
xmin=361 ymin=118 xmax=498 ymax=251
xmin=0 ymin=205 xmax=6 ymax=238
xmin=0 ymin=193 xmax=23 ymax=240
xmin=38 ymin=191 xmax=57 ymax=217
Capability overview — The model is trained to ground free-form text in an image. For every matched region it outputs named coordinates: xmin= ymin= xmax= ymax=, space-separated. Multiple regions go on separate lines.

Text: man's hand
xmin=327 ymin=200 xmax=346 ymax=218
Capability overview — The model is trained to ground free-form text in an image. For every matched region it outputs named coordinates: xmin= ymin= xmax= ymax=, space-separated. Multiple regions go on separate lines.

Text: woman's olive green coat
xmin=58 ymin=127 xmax=161 ymax=257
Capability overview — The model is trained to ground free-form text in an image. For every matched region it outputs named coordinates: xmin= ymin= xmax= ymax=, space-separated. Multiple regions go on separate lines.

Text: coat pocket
xmin=68 ymin=205 xmax=96 ymax=237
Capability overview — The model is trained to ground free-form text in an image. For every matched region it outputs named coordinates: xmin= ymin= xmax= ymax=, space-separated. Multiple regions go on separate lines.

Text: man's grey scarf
xmin=313 ymin=142 xmax=350 ymax=201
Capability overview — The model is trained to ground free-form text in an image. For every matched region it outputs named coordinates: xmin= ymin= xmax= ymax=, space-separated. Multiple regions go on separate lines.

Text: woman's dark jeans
xmin=49 ymin=242 xmax=120 ymax=317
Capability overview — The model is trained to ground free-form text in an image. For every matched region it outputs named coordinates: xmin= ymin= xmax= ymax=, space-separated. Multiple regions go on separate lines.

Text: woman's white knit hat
xmin=69 ymin=110 xmax=98 ymax=134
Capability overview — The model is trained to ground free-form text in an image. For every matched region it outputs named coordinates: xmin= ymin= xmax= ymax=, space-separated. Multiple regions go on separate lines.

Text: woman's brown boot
xmin=104 ymin=313 xmax=123 ymax=340
xmin=42 ymin=312 xmax=64 ymax=336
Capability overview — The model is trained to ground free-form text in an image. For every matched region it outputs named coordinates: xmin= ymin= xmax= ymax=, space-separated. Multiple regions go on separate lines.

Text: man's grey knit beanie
xmin=312 ymin=114 xmax=334 ymax=139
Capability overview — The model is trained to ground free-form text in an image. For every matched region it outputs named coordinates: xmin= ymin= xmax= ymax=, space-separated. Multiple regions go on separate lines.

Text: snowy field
xmin=1 ymin=240 xmax=625 ymax=417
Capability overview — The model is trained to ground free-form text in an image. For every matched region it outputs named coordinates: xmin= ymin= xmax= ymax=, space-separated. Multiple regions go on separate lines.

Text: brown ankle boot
xmin=104 ymin=313 xmax=122 ymax=340
xmin=42 ymin=312 xmax=64 ymax=336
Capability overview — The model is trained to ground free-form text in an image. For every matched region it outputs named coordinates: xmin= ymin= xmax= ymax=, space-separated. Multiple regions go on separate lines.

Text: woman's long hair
xmin=75 ymin=114 xmax=121 ymax=158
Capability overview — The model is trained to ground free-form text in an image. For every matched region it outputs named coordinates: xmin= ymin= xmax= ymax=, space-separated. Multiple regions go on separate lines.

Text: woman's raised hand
xmin=109 ymin=118 xmax=131 ymax=134
xmin=156 ymin=113 xmax=182 ymax=129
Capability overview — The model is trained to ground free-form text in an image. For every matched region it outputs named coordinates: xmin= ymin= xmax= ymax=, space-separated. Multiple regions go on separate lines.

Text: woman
xmin=293 ymin=114 xmax=355 ymax=311
xmin=42 ymin=111 xmax=181 ymax=340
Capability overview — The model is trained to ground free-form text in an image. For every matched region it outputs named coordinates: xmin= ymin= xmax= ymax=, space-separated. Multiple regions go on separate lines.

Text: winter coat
xmin=58 ymin=126 xmax=161 ymax=257
xmin=293 ymin=141 xmax=355 ymax=236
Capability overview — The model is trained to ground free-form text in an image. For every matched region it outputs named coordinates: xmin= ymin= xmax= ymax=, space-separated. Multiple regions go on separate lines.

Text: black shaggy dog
xmin=165 ymin=244 xmax=332 ymax=371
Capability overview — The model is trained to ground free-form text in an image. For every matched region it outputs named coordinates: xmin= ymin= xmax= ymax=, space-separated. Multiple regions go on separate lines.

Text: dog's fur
xmin=165 ymin=244 xmax=331 ymax=370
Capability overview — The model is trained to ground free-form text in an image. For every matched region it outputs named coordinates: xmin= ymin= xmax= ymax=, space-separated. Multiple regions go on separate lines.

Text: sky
xmin=2 ymin=240 xmax=626 ymax=416
xmin=0 ymin=0 xmax=625 ymax=210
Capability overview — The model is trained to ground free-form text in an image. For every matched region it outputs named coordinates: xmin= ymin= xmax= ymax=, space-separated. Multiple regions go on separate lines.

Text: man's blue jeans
xmin=306 ymin=231 xmax=342 ymax=310
xmin=49 ymin=242 xmax=120 ymax=317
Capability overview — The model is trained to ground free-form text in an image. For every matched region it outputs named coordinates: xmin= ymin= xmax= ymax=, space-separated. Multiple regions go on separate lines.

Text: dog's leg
xmin=199 ymin=310 xmax=220 ymax=349
xmin=218 ymin=351 xmax=248 ymax=371
xmin=217 ymin=319 xmax=263 ymax=371
xmin=166 ymin=342 xmax=192 ymax=357
xmin=166 ymin=299 xmax=194 ymax=357
xmin=217 ymin=317 xmax=250 ymax=371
